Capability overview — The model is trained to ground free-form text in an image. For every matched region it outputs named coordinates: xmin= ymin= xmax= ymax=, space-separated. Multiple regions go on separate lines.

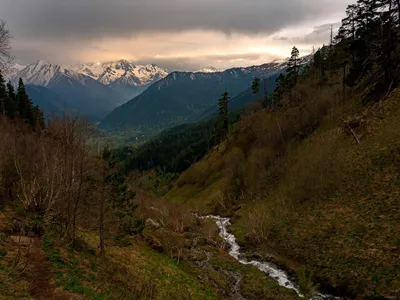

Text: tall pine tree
xmin=218 ymin=91 xmax=229 ymax=134
xmin=17 ymin=78 xmax=35 ymax=127
xmin=287 ymin=46 xmax=301 ymax=75
xmin=32 ymin=105 xmax=45 ymax=129
xmin=286 ymin=46 xmax=301 ymax=88
xmin=6 ymin=81 xmax=17 ymax=118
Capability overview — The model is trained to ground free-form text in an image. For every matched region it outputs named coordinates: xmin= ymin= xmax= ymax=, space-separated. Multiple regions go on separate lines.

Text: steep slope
xmin=15 ymin=60 xmax=64 ymax=86
xmin=167 ymin=79 xmax=400 ymax=299
xmin=25 ymin=85 xmax=64 ymax=117
xmin=199 ymin=74 xmax=281 ymax=120
xmin=13 ymin=61 xmax=123 ymax=120
xmin=100 ymin=61 xmax=287 ymax=131
xmin=47 ymin=69 xmax=122 ymax=119
xmin=71 ymin=60 xmax=169 ymax=100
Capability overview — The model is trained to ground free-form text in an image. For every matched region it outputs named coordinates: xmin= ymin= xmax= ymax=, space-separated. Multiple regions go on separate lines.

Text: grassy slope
xmin=41 ymin=231 xmax=219 ymax=300
xmin=167 ymin=88 xmax=400 ymax=299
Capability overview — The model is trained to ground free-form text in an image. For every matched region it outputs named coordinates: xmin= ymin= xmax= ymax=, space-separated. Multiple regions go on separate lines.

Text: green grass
xmin=43 ymin=234 xmax=109 ymax=299
xmin=38 ymin=221 xmax=224 ymax=299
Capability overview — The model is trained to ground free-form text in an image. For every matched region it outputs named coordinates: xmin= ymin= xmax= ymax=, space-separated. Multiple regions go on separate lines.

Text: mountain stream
xmin=198 ymin=215 xmax=344 ymax=300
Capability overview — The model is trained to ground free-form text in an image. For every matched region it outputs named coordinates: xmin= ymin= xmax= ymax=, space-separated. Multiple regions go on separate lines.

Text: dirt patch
xmin=27 ymin=238 xmax=82 ymax=300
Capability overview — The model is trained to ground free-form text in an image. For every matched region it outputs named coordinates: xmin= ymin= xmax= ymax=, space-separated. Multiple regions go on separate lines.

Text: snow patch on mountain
xmin=197 ymin=66 xmax=223 ymax=73
xmin=71 ymin=59 xmax=169 ymax=86
xmin=14 ymin=60 xmax=87 ymax=86
xmin=3 ymin=63 xmax=26 ymax=79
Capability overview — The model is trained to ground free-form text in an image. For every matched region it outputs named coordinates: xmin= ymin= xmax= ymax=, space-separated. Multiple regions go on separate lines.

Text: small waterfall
xmin=198 ymin=215 xmax=343 ymax=300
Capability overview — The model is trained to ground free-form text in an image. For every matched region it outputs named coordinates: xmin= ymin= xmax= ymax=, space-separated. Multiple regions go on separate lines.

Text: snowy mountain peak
xmin=71 ymin=60 xmax=169 ymax=87
xmin=16 ymin=60 xmax=62 ymax=86
xmin=13 ymin=60 xmax=88 ymax=86
xmin=11 ymin=59 xmax=169 ymax=100
xmin=3 ymin=63 xmax=26 ymax=79
xmin=198 ymin=66 xmax=223 ymax=73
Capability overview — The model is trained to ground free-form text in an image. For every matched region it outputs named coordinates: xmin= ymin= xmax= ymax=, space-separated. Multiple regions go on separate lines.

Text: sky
xmin=0 ymin=0 xmax=351 ymax=71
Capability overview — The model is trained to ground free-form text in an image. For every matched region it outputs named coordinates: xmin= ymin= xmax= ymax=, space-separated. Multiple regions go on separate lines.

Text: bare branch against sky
xmin=0 ymin=20 xmax=14 ymax=71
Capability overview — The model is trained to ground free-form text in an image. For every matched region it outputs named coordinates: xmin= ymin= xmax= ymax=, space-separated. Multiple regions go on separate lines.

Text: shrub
xmin=298 ymin=267 xmax=320 ymax=297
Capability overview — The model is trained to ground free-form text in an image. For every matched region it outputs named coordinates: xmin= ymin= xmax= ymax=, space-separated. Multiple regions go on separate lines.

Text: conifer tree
xmin=6 ymin=81 xmax=17 ymax=118
xmin=251 ymin=77 xmax=261 ymax=94
xmin=286 ymin=46 xmax=301 ymax=88
xmin=274 ymin=73 xmax=287 ymax=101
xmin=218 ymin=91 xmax=229 ymax=134
xmin=17 ymin=78 xmax=34 ymax=126
xmin=313 ymin=49 xmax=325 ymax=78
xmin=32 ymin=105 xmax=45 ymax=129
xmin=0 ymin=70 xmax=6 ymax=116
xmin=287 ymin=46 xmax=301 ymax=75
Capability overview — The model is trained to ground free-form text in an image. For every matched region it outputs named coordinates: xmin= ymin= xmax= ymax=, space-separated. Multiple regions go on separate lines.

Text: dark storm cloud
xmin=2 ymin=0 xmax=347 ymax=40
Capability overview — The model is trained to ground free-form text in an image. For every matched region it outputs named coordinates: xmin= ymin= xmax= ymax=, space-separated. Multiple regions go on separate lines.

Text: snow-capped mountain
xmin=72 ymin=59 xmax=168 ymax=86
xmin=3 ymin=63 xmax=26 ymax=79
xmin=12 ymin=59 xmax=169 ymax=107
xmin=70 ymin=59 xmax=169 ymax=99
xmin=11 ymin=60 xmax=124 ymax=120
xmin=14 ymin=60 xmax=87 ymax=86
xmin=197 ymin=66 xmax=223 ymax=73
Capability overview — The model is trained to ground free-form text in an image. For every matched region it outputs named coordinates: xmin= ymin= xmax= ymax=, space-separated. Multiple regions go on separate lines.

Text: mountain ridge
xmin=11 ymin=59 xmax=170 ymax=102
xmin=99 ymin=60 xmax=293 ymax=131
xmin=10 ymin=60 xmax=124 ymax=120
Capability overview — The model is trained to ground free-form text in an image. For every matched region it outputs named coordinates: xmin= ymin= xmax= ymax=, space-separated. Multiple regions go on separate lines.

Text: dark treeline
xmin=0 ymin=72 xmax=45 ymax=129
xmin=117 ymin=117 xmax=230 ymax=174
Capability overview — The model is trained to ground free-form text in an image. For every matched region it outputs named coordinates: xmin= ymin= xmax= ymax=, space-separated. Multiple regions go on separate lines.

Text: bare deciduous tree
xmin=0 ymin=20 xmax=14 ymax=71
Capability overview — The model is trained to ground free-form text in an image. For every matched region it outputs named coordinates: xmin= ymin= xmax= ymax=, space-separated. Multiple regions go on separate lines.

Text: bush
xmin=298 ymin=267 xmax=319 ymax=297
xmin=15 ymin=206 xmax=26 ymax=217
xmin=24 ymin=215 xmax=44 ymax=236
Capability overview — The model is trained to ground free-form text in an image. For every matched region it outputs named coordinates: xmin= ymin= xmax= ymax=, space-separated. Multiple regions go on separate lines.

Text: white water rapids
xmin=198 ymin=215 xmax=342 ymax=300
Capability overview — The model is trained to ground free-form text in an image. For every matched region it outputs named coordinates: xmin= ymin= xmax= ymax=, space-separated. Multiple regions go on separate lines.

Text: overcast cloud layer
xmin=0 ymin=0 xmax=351 ymax=70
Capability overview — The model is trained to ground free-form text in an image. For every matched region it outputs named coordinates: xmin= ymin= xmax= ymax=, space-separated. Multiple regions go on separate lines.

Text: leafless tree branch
xmin=0 ymin=19 xmax=14 ymax=71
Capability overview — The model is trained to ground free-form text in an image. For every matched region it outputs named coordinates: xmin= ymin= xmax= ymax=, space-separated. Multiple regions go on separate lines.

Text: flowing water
xmin=198 ymin=215 xmax=343 ymax=300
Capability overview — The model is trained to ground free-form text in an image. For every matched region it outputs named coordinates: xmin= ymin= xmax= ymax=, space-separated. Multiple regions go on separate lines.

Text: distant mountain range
xmin=99 ymin=60 xmax=290 ymax=131
xmin=10 ymin=60 xmax=124 ymax=119
xmin=8 ymin=59 xmax=169 ymax=120
xmin=7 ymin=56 xmax=310 ymax=130
xmin=69 ymin=60 xmax=169 ymax=100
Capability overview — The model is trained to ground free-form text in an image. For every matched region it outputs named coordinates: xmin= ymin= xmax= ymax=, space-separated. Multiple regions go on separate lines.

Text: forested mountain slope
xmin=99 ymin=61 xmax=288 ymax=131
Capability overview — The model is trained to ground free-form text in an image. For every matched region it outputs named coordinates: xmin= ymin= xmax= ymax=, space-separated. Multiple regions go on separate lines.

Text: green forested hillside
xmin=100 ymin=63 xmax=285 ymax=131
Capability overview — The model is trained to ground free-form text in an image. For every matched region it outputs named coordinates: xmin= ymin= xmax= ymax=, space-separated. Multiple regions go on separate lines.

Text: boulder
xmin=10 ymin=235 xmax=33 ymax=247
xmin=145 ymin=218 xmax=161 ymax=229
